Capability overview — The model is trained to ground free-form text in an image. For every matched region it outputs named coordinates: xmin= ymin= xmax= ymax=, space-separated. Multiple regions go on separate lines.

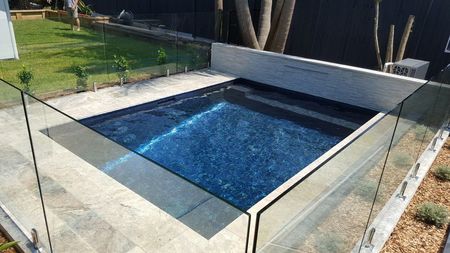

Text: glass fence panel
xmin=176 ymin=13 xmax=211 ymax=73
xmin=2 ymin=11 xmax=213 ymax=101
xmin=2 ymin=14 xmax=107 ymax=98
xmin=411 ymin=81 xmax=447 ymax=159
xmin=366 ymin=82 xmax=442 ymax=226
xmin=50 ymin=16 xmax=109 ymax=94
xmin=0 ymin=81 xmax=51 ymax=251
xmin=254 ymin=106 xmax=401 ymax=253
xmin=426 ymin=81 xmax=450 ymax=135
xmin=24 ymin=94 xmax=249 ymax=253
xmin=103 ymin=13 xmax=182 ymax=83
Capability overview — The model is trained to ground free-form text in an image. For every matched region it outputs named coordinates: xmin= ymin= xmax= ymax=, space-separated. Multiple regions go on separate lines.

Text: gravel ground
xmin=381 ymin=138 xmax=450 ymax=253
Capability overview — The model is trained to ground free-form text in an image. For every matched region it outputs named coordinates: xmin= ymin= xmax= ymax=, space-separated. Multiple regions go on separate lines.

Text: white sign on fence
xmin=0 ymin=0 xmax=18 ymax=60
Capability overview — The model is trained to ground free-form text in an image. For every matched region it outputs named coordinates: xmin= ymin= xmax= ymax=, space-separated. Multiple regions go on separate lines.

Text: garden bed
xmin=0 ymin=230 xmax=17 ymax=253
xmin=10 ymin=9 xmax=110 ymax=26
xmin=381 ymin=138 xmax=450 ymax=253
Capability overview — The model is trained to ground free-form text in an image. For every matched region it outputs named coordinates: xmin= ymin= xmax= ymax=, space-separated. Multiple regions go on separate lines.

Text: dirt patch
xmin=381 ymin=138 xmax=450 ymax=253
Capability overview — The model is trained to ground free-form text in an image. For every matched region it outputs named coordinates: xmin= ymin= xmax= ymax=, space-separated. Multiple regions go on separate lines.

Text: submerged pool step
xmin=229 ymin=86 xmax=360 ymax=130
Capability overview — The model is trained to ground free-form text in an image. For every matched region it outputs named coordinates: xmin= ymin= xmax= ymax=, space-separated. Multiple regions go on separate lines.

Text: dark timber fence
xmin=85 ymin=0 xmax=450 ymax=77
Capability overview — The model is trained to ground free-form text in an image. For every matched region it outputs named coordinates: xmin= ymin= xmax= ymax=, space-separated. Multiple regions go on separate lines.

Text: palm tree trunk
xmin=234 ymin=0 xmax=260 ymax=49
xmin=257 ymin=0 xmax=272 ymax=49
xmin=265 ymin=0 xmax=284 ymax=50
xmin=215 ymin=0 xmax=224 ymax=41
xmin=396 ymin=15 xmax=415 ymax=62
xmin=373 ymin=0 xmax=383 ymax=71
xmin=384 ymin=24 xmax=395 ymax=72
xmin=267 ymin=0 xmax=296 ymax=53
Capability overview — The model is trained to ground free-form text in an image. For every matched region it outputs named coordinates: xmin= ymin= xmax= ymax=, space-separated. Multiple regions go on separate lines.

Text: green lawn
xmin=0 ymin=19 xmax=208 ymax=96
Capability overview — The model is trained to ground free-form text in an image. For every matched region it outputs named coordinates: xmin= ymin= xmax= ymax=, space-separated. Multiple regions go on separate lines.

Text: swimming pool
xmin=81 ymin=80 xmax=375 ymax=210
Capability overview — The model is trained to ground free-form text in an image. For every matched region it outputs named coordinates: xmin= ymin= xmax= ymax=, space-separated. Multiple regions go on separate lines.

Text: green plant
xmin=434 ymin=165 xmax=450 ymax=181
xmin=112 ymin=55 xmax=130 ymax=84
xmin=0 ymin=241 xmax=19 ymax=251
xmin=17 ymin=65 xmax=34 ymax=94
xmin=78 ymin=0 xmax=94 ymax=15
xmin=156 ymin=48 xmax=167 ymax=65
xmin=392 ymin=153 xmax=413 ymax=168
xmin=354 ymin=180 xmax=378 ymax=202
xmin=414 ymin=125 xmax=427 ymax=140
xmin=73 ymin=65 xmax=89 ymax=90
xmin=73 ymin=65 xmax=89 ymax=79
xmin=416 ymin=202 xmax=449 ymax=228
xmin=191 ymin=54 xmax=201 ymax=68
xmin=315 ymin=232 xmax=345 ymax=253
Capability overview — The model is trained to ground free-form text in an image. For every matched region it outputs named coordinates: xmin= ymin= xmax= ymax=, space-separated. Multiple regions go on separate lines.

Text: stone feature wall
xmin=211 ymin=43 xmax=425 ymax=112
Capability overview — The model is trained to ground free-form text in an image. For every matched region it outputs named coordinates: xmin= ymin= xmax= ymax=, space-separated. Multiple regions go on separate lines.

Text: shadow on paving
xmin=40 ymin=121 xmax=243 ymax=239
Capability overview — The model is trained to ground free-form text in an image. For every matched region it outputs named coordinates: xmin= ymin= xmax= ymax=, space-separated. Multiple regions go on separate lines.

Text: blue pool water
xmin=82 ymin=82 xmax=371 ymax=209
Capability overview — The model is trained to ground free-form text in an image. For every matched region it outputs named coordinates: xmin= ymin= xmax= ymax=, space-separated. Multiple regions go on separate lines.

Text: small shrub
xmin=78 ymin=0 xmax=94 ymax=15
xmin=416 ymin=202 xmax=449 ymax=228
xmin=156 ymin=48 xmax=167 ymax=65
xmin=0 ymin=241 xmax=19 ymax=251
xmin=414 ymin=125 xmax=428 ymax=140
xmin=73 ymin=65 xmax=89 ymax=79
xmin=354 ymin=180 xmax=378 ymax=202
xmin=113 ymin=55 xmax=130 ymax=84
xmin=392 ymin=153 xmax=413 ymax=168
xmin=73 ymin=65 xmax=89 ymax=89
xmin=17 ymin=65 xmax=33 ymax=93
xmin=434 ymin=166 xmax=450 ymax=181
xmin=315 ymin=232 xmax=345 ymax=253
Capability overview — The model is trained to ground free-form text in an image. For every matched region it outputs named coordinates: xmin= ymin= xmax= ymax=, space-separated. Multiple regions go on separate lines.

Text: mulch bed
xmin=0 ymin=229 xmax=17 ymax=253
xmin=381 ymin=138 xmax=450 ymax=253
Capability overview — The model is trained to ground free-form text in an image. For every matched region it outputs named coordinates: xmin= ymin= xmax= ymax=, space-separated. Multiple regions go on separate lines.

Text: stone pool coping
xmin=46 ymin=70 xmax=236 ymax=120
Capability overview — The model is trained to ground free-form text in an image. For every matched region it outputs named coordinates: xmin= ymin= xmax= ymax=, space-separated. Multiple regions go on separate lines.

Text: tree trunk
xmin=396 ymin=15 xmax=415 ymax=62
xmin=265 ymin=0 xmax=284 ymax=50
xmin=267 ymin=0 xmax=296 ymax=53
xmin=234 ymin=0 xmax=260 ymax=49
xmin=373 ymin=0 xmax=383 ymax=71
xmin=214 ymin=0 xmax=223 ymax=41
xmin=257 ymin=0 xmax=272 ymax=49
xmin=384 ymin=24 xmax=395 ymax=73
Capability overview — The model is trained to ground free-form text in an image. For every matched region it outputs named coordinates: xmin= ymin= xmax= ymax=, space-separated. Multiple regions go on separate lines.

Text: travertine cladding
xmin=211 ymin=43 xmax=425 ymax=112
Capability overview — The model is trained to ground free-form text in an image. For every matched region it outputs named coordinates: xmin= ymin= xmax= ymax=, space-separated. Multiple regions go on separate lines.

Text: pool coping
xmin=42 ymin=70 xmax=389 ymax=252
xmin=247 ymin=111 xmax=388 ymax=215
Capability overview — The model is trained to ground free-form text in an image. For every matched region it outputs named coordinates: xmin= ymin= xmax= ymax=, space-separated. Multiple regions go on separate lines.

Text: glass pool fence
xmin=1 ymin=68 xmax=448 ymax=253
xmin=0 ymin=12 xmax=211 ymax=100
